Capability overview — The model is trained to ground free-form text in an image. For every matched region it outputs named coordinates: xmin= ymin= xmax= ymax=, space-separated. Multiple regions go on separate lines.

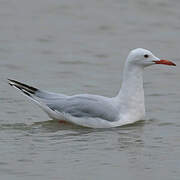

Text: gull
xmin=8 ymin=48 xmax=176 ymax=128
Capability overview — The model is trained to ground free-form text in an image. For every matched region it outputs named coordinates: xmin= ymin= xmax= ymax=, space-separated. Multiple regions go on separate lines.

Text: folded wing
xmin=47 ymin=95 xmax=118 ymax=122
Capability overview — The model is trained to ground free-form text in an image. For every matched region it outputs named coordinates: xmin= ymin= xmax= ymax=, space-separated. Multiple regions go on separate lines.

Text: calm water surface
xmin=0 ymin=0 xmax=180 ymax=179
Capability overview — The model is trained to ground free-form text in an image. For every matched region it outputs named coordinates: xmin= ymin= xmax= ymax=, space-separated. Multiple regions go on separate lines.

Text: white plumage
xmin=8 ymin=48 xmax=176 ymax=128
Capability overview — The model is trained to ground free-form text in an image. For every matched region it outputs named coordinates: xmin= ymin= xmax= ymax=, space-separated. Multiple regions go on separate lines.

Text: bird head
xmin=127 ymin=48 xmax=176 ymax=68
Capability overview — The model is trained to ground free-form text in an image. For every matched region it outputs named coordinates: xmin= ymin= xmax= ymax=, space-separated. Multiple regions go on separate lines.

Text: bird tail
xmin=8 ymin=79 xmax=58 ymax=117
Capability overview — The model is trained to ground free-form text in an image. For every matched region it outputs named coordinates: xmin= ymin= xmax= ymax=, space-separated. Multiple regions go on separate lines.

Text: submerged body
xmin=8 ymin=48 xmax=176 ymax=128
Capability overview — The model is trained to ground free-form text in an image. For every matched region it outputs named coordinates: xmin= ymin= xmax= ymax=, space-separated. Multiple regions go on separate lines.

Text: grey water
xmin=0 ymin=0 xmax=180 ymax=179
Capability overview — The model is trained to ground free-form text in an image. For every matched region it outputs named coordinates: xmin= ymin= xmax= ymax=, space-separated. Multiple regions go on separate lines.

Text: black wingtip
xmin=8 ymin=79 xmax=15 ymax=86
xmin=7 ymin=79 xmax=38 ymax=94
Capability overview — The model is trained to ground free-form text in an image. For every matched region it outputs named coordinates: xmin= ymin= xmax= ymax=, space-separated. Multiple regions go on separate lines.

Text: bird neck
xmin=116 ymin=62 xmax=145 ymax=118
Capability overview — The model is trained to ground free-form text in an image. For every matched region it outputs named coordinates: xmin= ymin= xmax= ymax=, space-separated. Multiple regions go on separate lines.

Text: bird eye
xmin=144 ymin=54 xmax=149 ymax=58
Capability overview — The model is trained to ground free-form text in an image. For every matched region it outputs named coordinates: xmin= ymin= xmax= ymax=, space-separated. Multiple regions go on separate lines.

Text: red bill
xmin=153 ymin=59 xmax=176 ymax=66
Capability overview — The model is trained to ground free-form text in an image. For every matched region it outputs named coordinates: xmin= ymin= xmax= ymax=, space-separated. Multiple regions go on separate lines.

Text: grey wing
xmin=46 ymin=95 xmax=119 ymax=122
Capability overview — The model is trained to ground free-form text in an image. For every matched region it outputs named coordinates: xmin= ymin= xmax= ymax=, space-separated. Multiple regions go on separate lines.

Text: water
xmin=0 ymin=0 xmax=180 ymax=179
